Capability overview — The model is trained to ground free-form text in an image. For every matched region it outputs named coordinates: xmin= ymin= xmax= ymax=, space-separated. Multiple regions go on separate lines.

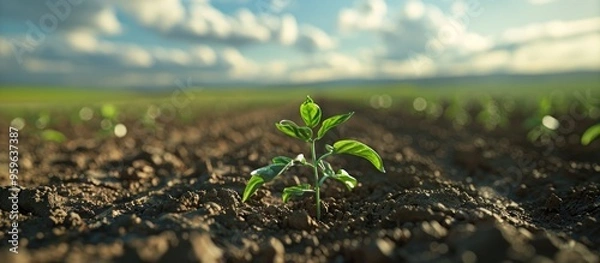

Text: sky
xmin=0 ymin=0 xmax=599 ymax=88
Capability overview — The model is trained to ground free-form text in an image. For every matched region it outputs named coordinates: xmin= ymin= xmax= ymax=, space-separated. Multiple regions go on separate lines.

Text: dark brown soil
xmin=1 ymin=100 xmax=599 ymax=263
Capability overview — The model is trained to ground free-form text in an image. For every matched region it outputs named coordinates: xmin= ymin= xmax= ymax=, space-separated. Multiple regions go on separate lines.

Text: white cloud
xmin=64 ymin=30 xmax=99 ymax=53
xmin=296 ymin=26 xmax=336 ymax=53
xmin=500 ymin=17 xmax=600 ymax=44
xmin=278 ymin=14 xmax=299 ymax=45
xmin=508 ymin=33 xmax=600 ymax=73
xmin=290 ymin=52 xmax=372 ymax=83
xmin=404 ymin=0 xmax=426 ymax=20
xmin=91 ymin=7 xmax=122 ymax=35
xmin=116 ymin=0 xmax=185 ymax=31
xmin=379 ymin=0 xmax=480 ymax=60
xmin=121 ymin=0 xmax=316 ymax=53
xmin=339 ymin=0 xmax=388 ymax=32
xmin=437 ymin=18 xmax=600 ymax=76
xmin=358 ymin=2 xmax=600 ymax=79
xmin=378 ymin=59 xmax=436 ymax=78
xmin=171 ymin=4 xmax=272 ymax=44
xmin=192 ymin=45 xmax=218 ymax=66
xmin=528 ymin=0 xmax=558 ymax=5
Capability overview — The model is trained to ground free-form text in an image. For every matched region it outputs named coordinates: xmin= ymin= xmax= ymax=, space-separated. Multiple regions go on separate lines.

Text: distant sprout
xmin=36 ymin=113 xmax=50 ymax=129
xmin=370 ymin=94 xmax=392 ymax=109
xmin=476 ymin=97 xmax=507 ymax=131
xmin=79 ymin=107 xmax=94 ymax=121
xmin=146 ymin=105 xmax=161 ymax=119
xmin=445 ymin=98 xmax=471 ymax=129
xmin=527 ymin=124 xmax=555 ymax=144
xmin=425 ymin=101 xmax=443 ymax=120
xmin=101 ymin=104 xmax=118 ymax=120
xmin=141 ymin=105 xmax=160 ymax=127
xmin=538 ymin=96 xmax=552 ymax=116
xmin=100 ymin=119 xmax=113 ymax=130
xmin=501 ymin=97 xmax=516 ymax=113
xmin=581 ymin=123 xmax=600 ymax=146
xmin=524 ymin=96 xmax=553 ymax=130
xmin=242 ymin=96 xmax=385 ymax=221
xmin=99 ymin=104 xmax=123 ymax=136
xmin=541 ymin=115 xmax=559 ymax=130
xmin=413 ymin=97 xmax=427 ymax=112
xmin=10 ymin=118 xmax=25 ymax=130
xmin=41 ymin=129 xmax=66 ymax=143
xmin=114 ymin=123 xmax=128 ymax=138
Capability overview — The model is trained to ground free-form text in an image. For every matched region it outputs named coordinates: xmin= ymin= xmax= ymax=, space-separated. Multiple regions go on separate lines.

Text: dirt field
xmin=1 ymin=99 xmax=599 ymax=263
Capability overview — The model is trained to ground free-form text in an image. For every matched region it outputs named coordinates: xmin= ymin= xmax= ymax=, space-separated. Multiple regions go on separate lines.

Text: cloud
xmin=278 ymin=14 xmax=299 ymax=45
xmin=528 ymin=0 xmax=558 ymax=5
xmin=167 ymin=5 xmax=272 ymax=45
xmin=404 ymin=0 xmax=426 ymax=20
xmin=495 ymin=19 xmax=600 ymax=74
xmin=0 ymin=30 xmax=263 ymax=87
xmin=0 ymin=0 xmax=311 ymax=49
xmin=435 ymin=18 xmax=600 ymax=76
xmin=116 ymin=0 xmax=186 ymax=31
xmin=500 ymin=17 xmax=600 ymax=44
xmin=289 ymin=52 xmax=371 ymax=83
xmin=378 ymin=0 xmax=489 ymax=60
xmin=339 ymin=0 xmax=388 ymax=32
xmin=221 ymin=47 xmax=259 ymax=78
xmin=296 ymin=25 xmax=336 ymax=53
xmin=191 ymin=45 xmax=218 ymax=66
xmin=344 ymin=1 xmax=600 ymax=79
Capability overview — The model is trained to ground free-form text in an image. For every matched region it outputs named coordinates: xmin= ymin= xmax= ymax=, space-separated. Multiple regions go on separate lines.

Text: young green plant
xmin=241 ymin=96 xmax=385 ymax=220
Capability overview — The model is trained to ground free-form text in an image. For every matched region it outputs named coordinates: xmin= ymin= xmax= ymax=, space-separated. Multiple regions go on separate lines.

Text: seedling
xmin=581 ymin=123 xmax=600 ymax=146
xmin=242 ymin=96 xmax=385 ymax=220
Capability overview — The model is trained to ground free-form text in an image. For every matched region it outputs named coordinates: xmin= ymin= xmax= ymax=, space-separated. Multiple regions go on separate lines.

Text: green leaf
xmin=41 ymin=129 xmax=66 ymax=143
xmin=251 ymin=163 xmax=288 ymax=182
xmin=282 ymin=184 xmax=313 ymax=203
xmin=272 ymin=154 xmax=308 ymax=166
xmin=317 ymin=112 xmax=354 ymax=139
xmin=272 ymin=156 xmax=293 ymax=165
xmin=242 ymin=163 xmax=291 ymax=202
xmin=300 ymin=96 xmax=322 ymax=128
xmin=275 ymin=120 xmax=313 ymax=141
xmin=581 ymin=123 xmax=600 ymax=146
xmin=331 ymin=169 xmax=358 ymax=190
xmin=242 ymin=175 xmax=265 ymax=202
xmin=333 ymin=139 xmax=385 ymax=173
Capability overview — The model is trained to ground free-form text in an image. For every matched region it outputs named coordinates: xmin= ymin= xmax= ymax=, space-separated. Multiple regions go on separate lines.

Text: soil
xmin=1 ymin=99 xmax=599 ymax=263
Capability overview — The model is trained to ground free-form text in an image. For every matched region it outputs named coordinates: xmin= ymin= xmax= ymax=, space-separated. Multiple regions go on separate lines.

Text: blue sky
xmin=0 ymin=0 xmax=599 ymax=87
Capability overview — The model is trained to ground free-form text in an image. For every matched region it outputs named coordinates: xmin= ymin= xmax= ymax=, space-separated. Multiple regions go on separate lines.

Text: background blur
xmin=0 ymin=0 xmax=599 ymax=145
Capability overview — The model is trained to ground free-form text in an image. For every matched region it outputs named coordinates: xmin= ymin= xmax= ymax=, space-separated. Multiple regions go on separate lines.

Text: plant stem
xmin=311 ymin=139 xmax=321 ymax=220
